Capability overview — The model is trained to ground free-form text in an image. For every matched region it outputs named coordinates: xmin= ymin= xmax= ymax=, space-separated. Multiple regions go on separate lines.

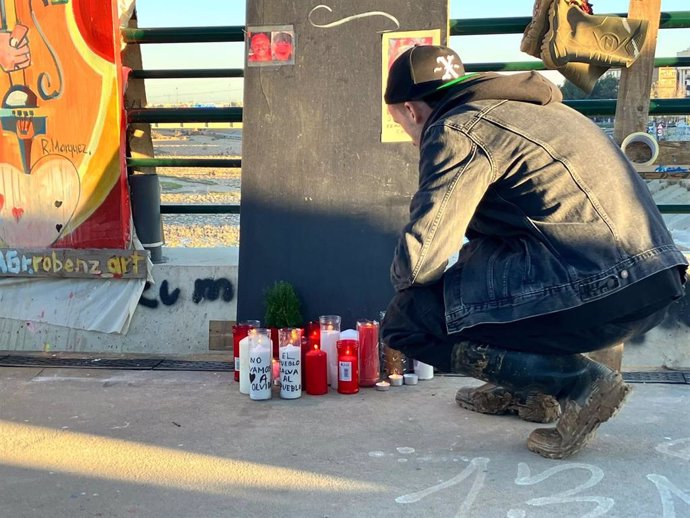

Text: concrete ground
xmin=1 ymin=367 xmax=689 ymax=518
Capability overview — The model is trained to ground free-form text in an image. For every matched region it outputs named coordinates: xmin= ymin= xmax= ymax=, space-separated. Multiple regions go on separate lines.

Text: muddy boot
xmin=527 ymin=365 xmax=630 ymax=459
xmin=450 ymin=341 xmax=632 ymax=459
xmin=541 ymin=0 xmax=648 ymax=69
xmin=455 ymin=383 xmax=560 ymax=423
xmin=521 ymin=0 xmax=606 ymax=93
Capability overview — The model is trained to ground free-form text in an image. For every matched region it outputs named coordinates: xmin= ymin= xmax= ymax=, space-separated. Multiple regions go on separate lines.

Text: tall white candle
xmin=249 ymin=334 xmax=273 ymax=400
xmin=239 ymin=335 xmax=251 ymax=394
xmin=280 ymin=344 xmax=302 ymax=399
xmin=320 ymin=329 xmax=340 ymax=386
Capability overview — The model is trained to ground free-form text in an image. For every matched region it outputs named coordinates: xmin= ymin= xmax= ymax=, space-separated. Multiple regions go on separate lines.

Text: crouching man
xmin=381 ymin=45 xmax=687 ymax=459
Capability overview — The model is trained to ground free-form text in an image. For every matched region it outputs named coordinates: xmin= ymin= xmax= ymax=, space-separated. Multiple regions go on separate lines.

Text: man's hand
xmin=0 ymin=25 xmax=30 ymax=73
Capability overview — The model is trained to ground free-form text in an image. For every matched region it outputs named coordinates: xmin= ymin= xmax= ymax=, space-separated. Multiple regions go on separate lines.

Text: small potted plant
xmin=264 ymin=280 xmax=304 ymax=357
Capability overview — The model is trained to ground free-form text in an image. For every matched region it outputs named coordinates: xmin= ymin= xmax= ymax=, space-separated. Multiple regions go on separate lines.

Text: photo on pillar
xmin=246 ymin=25 xmax=295 ymax=67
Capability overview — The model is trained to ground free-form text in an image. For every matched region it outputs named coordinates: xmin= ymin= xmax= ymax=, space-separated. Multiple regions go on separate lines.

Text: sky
xmin=134 ymin=0 xmax=690 ymax=105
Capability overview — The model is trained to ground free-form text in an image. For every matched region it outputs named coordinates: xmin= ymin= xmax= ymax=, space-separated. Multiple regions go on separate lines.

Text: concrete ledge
xmin=0 ymin=247 xmax=239 ymax=356
xmin=0 ymin=247 xmax=687 ymax=369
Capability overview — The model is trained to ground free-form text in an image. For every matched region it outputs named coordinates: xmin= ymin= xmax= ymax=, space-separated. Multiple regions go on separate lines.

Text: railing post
xmin=613 ymin=0 xmax=662 ymax=145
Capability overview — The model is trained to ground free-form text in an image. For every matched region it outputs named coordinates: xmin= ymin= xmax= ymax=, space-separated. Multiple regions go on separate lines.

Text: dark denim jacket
xmin=391 ymin=73 xmax=688 ymax=333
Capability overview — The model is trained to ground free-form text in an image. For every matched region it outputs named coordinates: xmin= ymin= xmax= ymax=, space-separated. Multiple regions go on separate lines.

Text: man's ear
xmin=404 ymin=101 xmax=431 ymax=124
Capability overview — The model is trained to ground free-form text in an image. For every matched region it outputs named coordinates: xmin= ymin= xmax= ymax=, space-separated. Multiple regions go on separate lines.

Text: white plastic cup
xmin=413 ymin=360 xmax=434 ymax=380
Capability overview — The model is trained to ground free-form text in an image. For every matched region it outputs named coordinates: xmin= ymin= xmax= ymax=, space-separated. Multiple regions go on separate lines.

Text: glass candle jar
xmin=279 ymin=328 xmax=302 ymax=399
xmin=337 ymin=339 xmax=359 ymax=394
xmin=356 ymin=319 xmax=380 ymax=387
xmin=248 ymin=328 xmax=273 ymax=400
xmin=233 ymin=320 xmax=260 ymax=382
xmin=319 ymin=315 xmax=341 ymax=386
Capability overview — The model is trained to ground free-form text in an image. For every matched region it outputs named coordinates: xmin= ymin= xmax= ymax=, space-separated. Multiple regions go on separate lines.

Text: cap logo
xmin=434 ymin=55 xmax=461 ymax=80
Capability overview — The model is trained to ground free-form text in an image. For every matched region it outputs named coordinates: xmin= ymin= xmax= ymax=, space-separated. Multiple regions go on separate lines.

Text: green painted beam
xmin=121 ymin=12 xmax=690 ymax=44
xmin=565 ymin=98 xmax=690 ymax=116
xmin=450 ymin=11 xmax=690 ymax=36
xmin=122 ymin=26 xmax=244 ymax=44
xmin=161 ymin=204 xmax=241 ymax=215
xmin=465 ymin=56 xmax=690 ymax=73
xmin=130 ymin=69 xmax=244 ymax=79
xmin=658 ymin=205 xmax=690 ymax=214
xmin=127 ymin=158 xmax=241 ymax=168
xmin=127 ymin=107 xmax=242 ymax=124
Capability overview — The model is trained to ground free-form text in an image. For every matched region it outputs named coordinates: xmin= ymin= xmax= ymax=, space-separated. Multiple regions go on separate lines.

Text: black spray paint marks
xmin=193 ymin=278 xmax=235 ymax=304
xmin=139 ymin=278 xmax=235 ymax=308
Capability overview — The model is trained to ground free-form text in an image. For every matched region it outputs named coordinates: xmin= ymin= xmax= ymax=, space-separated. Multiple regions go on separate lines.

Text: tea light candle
xmin=403 ymin=373 xmax=418 ymax=385
xmin=389 ymin=374 xmax=403 ymax=386
xmin=375 ymin=380 xmax=390 ymax=391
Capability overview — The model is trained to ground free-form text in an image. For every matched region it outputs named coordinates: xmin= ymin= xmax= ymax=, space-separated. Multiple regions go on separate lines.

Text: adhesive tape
xmin=621 ymin=132 xmax=659 ymax=166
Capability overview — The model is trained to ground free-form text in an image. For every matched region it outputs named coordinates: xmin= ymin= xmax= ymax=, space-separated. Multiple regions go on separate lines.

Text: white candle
xmin=249 ymin=334 xmax=273 ymax=400
xmin=403 ymin=373 xmax=418 ymax=385
xmin=389 ymin=374 xmax=403 ymax=386
xmin=320 ymin=329 xmax=340 ymax=386
xmin=239 ymin=335 xmax=251 ymax=394
xmin=280 ymin=344 xmax=302 ymax=399
xmin=375 ymin=380 xmax=390 ymax=391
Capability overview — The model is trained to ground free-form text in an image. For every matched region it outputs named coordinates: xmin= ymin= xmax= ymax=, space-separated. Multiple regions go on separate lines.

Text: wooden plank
xmin=209 ymin=320 xmax=235 ymax=351
xmin=0 ymin=249 xmax=149 ymax=279
xmin=613 ymin=0 xmax=662 ymax=145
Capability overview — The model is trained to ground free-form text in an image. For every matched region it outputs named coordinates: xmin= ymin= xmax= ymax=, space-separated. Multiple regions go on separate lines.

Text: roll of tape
xmin=621 ymin=132 xmax=659 ymax=166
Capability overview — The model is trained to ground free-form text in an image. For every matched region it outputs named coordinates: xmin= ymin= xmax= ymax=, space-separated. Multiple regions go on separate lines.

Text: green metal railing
xmin=125 ymin=11 xmax=690 ymax=216
xmin=449 ymin=11 xmax=690 ymax=35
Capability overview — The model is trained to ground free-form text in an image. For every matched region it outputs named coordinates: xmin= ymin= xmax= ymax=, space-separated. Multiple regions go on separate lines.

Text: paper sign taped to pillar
xmin=381 ymin=29 xmax=441 ymax=143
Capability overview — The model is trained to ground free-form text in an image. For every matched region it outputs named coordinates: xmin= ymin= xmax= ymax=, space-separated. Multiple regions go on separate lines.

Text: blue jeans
xmin=381 ymin=267 xmax=684 ymax=372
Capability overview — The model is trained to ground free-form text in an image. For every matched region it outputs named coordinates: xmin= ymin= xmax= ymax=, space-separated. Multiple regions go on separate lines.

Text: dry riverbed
xmin=152 ymin=129 xmax=242 ymax=247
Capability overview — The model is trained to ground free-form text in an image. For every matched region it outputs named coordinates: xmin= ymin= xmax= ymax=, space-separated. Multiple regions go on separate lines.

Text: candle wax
xmin=305 ymin=347 xmax=328 ymax=395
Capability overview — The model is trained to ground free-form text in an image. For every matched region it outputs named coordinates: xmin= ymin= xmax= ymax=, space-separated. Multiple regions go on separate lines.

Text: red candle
xmin=356 ymin=320 xmax=380 ymax=387
xmin=232 ymin=321 xmax=259 ymax=382
xmin=305 ymin=343 xmax=328 ymax=395
xmin=337 ymin=339 xmax=359 ymax=394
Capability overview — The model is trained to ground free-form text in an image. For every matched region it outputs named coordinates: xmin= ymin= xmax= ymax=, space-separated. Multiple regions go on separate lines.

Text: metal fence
xmin=123 ymin=10 xmax=690 ymax=216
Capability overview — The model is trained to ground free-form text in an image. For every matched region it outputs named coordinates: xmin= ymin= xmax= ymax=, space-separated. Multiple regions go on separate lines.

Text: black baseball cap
xmin=384 ymin=45 xmax=477 ymax=104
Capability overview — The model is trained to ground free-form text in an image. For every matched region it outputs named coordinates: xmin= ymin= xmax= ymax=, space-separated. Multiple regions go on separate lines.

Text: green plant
xmin=264 ymin=281 xmax=303 ymax=328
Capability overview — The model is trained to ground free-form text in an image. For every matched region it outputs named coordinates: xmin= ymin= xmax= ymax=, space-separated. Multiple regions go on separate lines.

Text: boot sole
xmin=521 ymin=0 xmax=555 ymax=57
xmin=456 ymin=389 xmax=560 ymax=424
xmin=527 ymin=373 xmax=631 ymax=459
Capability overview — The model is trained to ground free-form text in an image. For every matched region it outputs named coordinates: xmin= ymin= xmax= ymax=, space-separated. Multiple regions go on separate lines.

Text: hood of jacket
xmin=424 ymin=71 xmax=563 ymax=131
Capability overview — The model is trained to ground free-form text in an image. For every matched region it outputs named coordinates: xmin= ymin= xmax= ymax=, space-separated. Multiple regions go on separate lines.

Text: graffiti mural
xmin=0 ymin=0 xmax=129 ymax=249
